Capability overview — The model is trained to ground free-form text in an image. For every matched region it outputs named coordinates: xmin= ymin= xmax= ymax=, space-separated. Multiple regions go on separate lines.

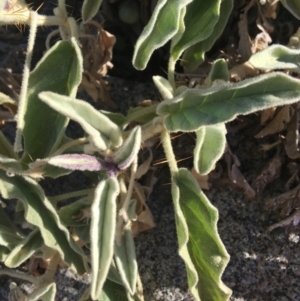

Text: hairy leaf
xmin=157 ymin=73 xmax=300 ymax=132
xmin=48 ymin=154 xmax=104 ymax=171
xmin=152 ymin=76 xmax=174 ymax=100
xmin=207 ymin=59 xmax=229 ymax=85
xmin=82 ymin=0 xmax=103 ymax=23
xmin=112 ymin=126 xmax=141 ymax=170
xmin=58 ymin=197 xmax=92 ymax=227
xmin=133 ymin=0 xmax=192 ymax=70
xmin=5 ymin=229 xmax=43 ymax=268
xmin=0 ymin=245 xmax=9 ymax=261
xmin=0 ymin=132 xmax=17 ymax=159
xmin=249 ymin=44 xmax=300 ymax=71
xmin=114 ymin=228 xmax=138 ymax=295
xmin=194 ymin=124 xmax=227 ymax=175
xmin=22 ymin=39 xmax=82 ymax=164
xmin=0 ymin=171 xmax=88 ymax=274
xmin=180 ymin=0 xmax=233 ymax=70
xmin=280 ymin=0 xmax=300 ymax=19
xmin=39 ymin=92 xmax=122 ymax=150
xmin=0 ymin=206 xmax=24 ymax=249
xmin=90 ymin=178 xmax=119 ymax=300
xmin=171 ymin=0 xmax=221 ymax=62
xmin=173 ymin=168 xmax=231 ymax=301
xmin=27 ymin=283 xmax=56 ymax=301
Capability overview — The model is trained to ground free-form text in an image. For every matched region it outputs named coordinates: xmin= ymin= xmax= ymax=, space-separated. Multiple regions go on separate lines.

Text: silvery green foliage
xmin=1 ymin=1 xmax=300 ymax=301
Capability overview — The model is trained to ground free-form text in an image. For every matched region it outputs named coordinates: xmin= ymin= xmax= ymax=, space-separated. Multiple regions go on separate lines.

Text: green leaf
xmin=173 ymin=168 xmax=231 ymax=301
xmin=0 ymin=171 xmax=88 ymax=275
xmin=22 ymin=39 xmax=82 ymax=164
xmin=0 ymin=154 xmax=22 ymax=172
xmin=171 ymin=0 xmax=221 ymax=62
xmin=114 ymin=228 xmax=138 ymax=295
xmin=207 ymin=59 xmax=230 ymax=85
xmin=157 ymin=73 xmax=300 ymax=132
xmin=58 ymin=196 xmax=92 ymax=227
xmin=90 ymin=178 xmax=119 ymax=300
xmin=79 ymin=279 xmax=130 ymax=301
xmin=39 ymin=92 xmax=122 ymax=150
xmin=132 ymin=0 xmax=193 ymax=70
xmin=0 ymin=206 xmax=24 ymax=249
xmin=152 ymin=76 xmax=174 ymax=100
xmin=249 ymin=44 xmax=300 ymax=71
xmin=82 ymin=0 xmax=103 ymax=23
xmin=0 ymin=245 xmax=10 ymax=261
xmin=280 ymin=0 xmax=300 ymax=19
xmin=194 ymin=124 xmax=227 ymax=175
xmin=27 ymin=283 xmax=56 ymax=301
xmin=180 ymin=0 xmax=233 ymax=70
xmin=5 ymin=229 xmax=43 ymax=268
xmin=0 ymin=131 xmax=17 ymax=159
xmin=112 ymin=126 xmax=141 ymax=170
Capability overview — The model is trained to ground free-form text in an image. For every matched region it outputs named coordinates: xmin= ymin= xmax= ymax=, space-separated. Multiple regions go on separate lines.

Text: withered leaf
xmin=252 ymin=150 xmax=283 ymax=195
xmin=229 ymin=62 xmax=259 ymax=82
xmin=131 ymin=182 xmax=156 ymax=236
xmin=191 ymin=167 xmax=211 ymax=190
xmin=268 ymin=209 xmax=300 ymax=232
xmin=284 ymin=105 xmax=300 ymax=159
xmin=265 ymin=184 xmax=300 ymax=217
xmin=260 ymin=107 xmax=276 ymax=125
xmin=224 ymin=146 xmax=255 ymax=198
xmin=255 ymin=105 xmax=293 ymax=138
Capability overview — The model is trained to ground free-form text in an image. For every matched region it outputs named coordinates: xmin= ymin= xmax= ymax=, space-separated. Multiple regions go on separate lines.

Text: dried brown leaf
xmin=135 ymin=148 xmax=153 ymax=180
xmin=131 ymin=182 xmax=156 ymax=236
xmin=260 ymin=107 xmax=276 ymax=125
xmin=255 ymin=106 xmax=292 ymax=138
xmin=79 ymin=21 xmax=116 ymax=108
xmin=265 ymin=184 xmax=300 ymax=217
xmin=229 ymin=61 xmax=259 ymax=82
xmin=238 ymin=0 xmax=256 ymax=61
xmin=284 ymin=106 xmax=300 ymax=159
xmin=260 ymin=0 xmax=278 ymax=19
xmin=268 ymin=209 xmax=300 ymax=232
xmin=251 ymin=23 xmax=272 ymax=53
xmin=252 ymin=150 xmax=283 ymax=195
xmin=191 ymin=167 xmax=211 ymax=190
xmin=224 ymin=146 xmax=256 ymax=198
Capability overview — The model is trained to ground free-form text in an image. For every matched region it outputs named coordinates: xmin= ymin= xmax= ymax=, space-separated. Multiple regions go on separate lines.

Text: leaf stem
xmin=48 ymin=188 xmax=94 ymax=206
xmin=161 ymin=128 xmax=178 ymax=175
xmin=168 ymin=57 xmax=176 ymax=89
xmin=126 ymin=104 xmax=158 ymax=124
xmin=52 ymin=137 xmax=89 ymax=156
xmin=0 ymin=269 xmax=39 ymax=286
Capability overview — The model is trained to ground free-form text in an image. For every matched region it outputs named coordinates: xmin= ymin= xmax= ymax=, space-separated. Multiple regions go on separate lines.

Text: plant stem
xmin=126 ymin=104 xmax=158 ymax=123
xmin=48 ymin=188 xmax=94 ymax=205
xmin=140 ymin=117 xmax=164 ymax=143
xmin=161 ymin=129 xmax=178 ymax=175
xmin=168 ymin=57 xmax=176 ymax=90
xmin=52 ymin=137 xmax=89 ymax=156
xmin=14 ymin=10 xmax=38 ymax=153
xmin=0 ymin=269 xmax=38 ymax=286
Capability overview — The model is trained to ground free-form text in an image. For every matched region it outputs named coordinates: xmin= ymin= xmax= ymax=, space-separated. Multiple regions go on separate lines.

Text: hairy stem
xmin=161 ymin=129 xmax=178 ymax=175
xmin=14 ymin=10 xmax=38 ymax=153
xmin=168 ymin=58 xmax=176 ymax=89
xmin=52 ymin=137 xmax=89 ymax=156
xmin=48 ymin=188 xmax=94 ymax=206
xmin=126 ymin=104 xmax=158 ymax=123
